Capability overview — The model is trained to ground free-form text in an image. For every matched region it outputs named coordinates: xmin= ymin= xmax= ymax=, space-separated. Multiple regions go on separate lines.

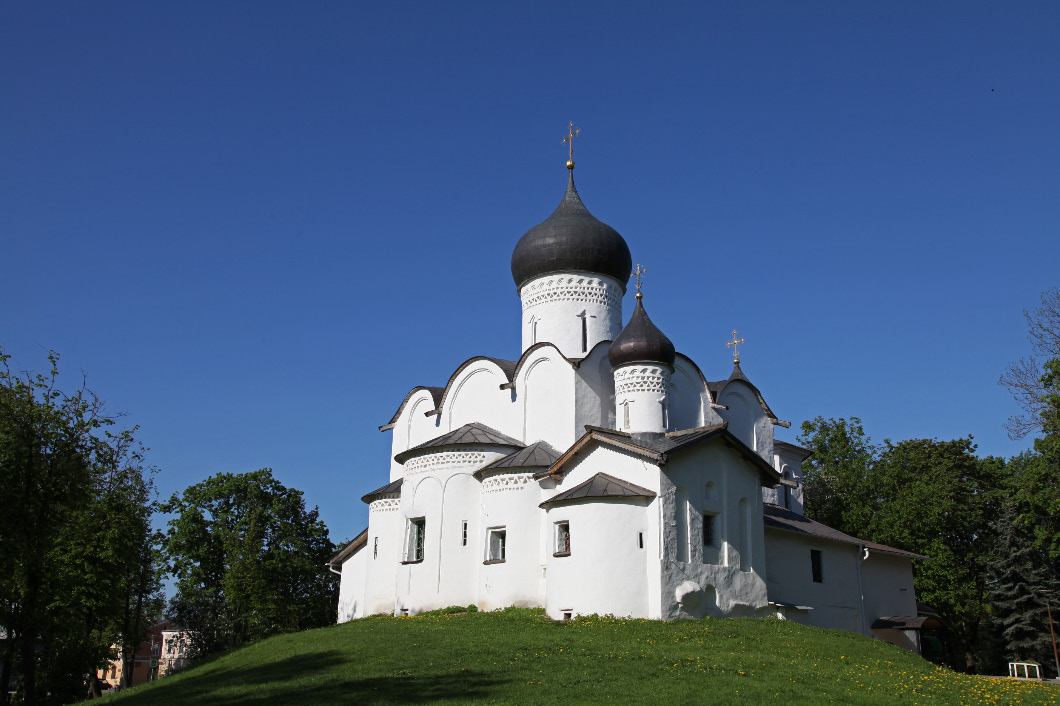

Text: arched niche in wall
xmin=675 ymin=486 xmax=690 ymax=563
xmin=720 ymin=391 xmax=754 ymax=450
xmin=447 ymin=366 xmax=505 ymax=431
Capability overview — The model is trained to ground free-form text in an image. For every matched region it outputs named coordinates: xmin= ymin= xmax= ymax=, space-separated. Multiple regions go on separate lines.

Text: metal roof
xmin=510 ymin=171 xmax=632 ymax=290
xmin=394 ymin=422 xmax=524 ymax=464
xmin=326 ymin=528 xmax=368 ymax=566
xmin=361 ymin=478 xmax=403 ymax=504
xmin=540 ymin=472 xmax=656 ymax=508
xmin=476 ymin=441 xmax=561 ymax=477
xmin=608 ymin=297 xmax=676 ymax=368
xmin=763 ymin=504 xmax=928 ymax=560
xmin=541 ymin=423 xmax=781 ymax=488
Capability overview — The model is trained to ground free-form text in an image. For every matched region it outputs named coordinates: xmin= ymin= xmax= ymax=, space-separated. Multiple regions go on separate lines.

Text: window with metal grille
xmin=461 ymin=520 xmax=468 ymax=546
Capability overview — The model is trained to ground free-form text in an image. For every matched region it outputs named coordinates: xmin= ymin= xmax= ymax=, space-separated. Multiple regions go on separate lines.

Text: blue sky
xmin=2 ymin=2 xmax=1058 ymax=544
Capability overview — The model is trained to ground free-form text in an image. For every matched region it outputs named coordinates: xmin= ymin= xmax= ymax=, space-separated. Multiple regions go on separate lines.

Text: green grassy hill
xmin=105 ymin=608 xmax=1057 ymax=705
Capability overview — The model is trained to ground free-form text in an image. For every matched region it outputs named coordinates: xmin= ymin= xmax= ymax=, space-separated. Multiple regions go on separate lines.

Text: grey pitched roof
xmin=327 ymin=528 xmax=368 ymax=566
xmin=476 ymin=441 xmax=561 ymax=477
xmin=762 ymin=504 xmax=928 ymax=560
xmin=361 ymin=478 xmax=403 ymax=504
xmin=540 ymin=472 xmax=656 ymax=508
xmin=394 ymin=422 xmax=524 ymax=464
xmin=510 ymin=170 xmax=632 ymax=291
xmin=541 ymin=423 xmax=781 ymax=488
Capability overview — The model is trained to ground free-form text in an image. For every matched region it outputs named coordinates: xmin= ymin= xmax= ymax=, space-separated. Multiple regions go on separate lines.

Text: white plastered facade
xmin=331 ymin=178 xmax=927 ymax=655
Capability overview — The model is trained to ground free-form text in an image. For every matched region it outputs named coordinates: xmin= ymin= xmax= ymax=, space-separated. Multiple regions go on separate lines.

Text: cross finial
xmin=726 ymin=329 xmax=745 ymax=364
xmin=563 ymin=122 xmax=580 ymax=170
xmin=631 ymin=263 xmax=647 ymax=299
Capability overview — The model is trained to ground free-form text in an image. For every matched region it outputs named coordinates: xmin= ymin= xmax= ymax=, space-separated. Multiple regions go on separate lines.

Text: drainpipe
xmin=856 ymin=545 xmax=870 ymax=635
xmin=327 ymin=563 xmax=342 ymax=576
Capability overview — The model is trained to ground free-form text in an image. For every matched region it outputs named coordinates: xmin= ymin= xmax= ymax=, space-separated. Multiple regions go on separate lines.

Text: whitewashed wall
xmin=336 ymin=544 xmax=366 ymax=622
xmin=763 ymin=530 xmax=864 ymax=634
xmin=541 ymin=445 xmax=662 ymax=619
xmin=544 ymin=499 xmax=655 ymax=619
xmin=363 ymin=496 xmax=404 ymax=615
xmin=659 ymin=446 xmax=769 ymax=619
xmin=519 ymin=273 xmax=624 ymax=358
xmin=395 ymin=447 xmax=507 ymax=614
xmin=477 ymin=470 xmax=543 ymax=610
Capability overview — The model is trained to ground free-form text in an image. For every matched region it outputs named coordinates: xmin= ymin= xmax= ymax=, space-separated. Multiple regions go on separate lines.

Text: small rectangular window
xmin=703 ymin=513 xmax=716 ymax=547
xmin=373 ymin=537 xmax=378 ymax=559
xmin=554 ymin=521 xmax=571 ymax=556
xmin=462 ymin=520 xmax=468 ymax=546
xmin=485 ymin=527 xmax=506 ymax=563
xmin=406 ymin=518 xmax=425 ymax=562
xmin=811 ymin=549 xmax=823 ymax=583
xmin=638 ymin=532 xmax=644 ymax=549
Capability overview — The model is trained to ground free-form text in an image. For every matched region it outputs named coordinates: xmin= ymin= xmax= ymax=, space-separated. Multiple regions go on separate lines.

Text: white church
xmin=329 ymin=141 xmax=931 ymax=654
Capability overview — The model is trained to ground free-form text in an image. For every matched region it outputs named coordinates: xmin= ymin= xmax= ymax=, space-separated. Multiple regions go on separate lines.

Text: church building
xmin=329 ymin=134 xmax=929 ymax=654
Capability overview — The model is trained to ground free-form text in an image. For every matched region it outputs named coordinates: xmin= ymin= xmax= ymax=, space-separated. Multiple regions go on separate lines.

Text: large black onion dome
xmin=608 ymin=297 xmax=676 ymax=369
xmin=511 ymin=172 xmax=632 ymax=290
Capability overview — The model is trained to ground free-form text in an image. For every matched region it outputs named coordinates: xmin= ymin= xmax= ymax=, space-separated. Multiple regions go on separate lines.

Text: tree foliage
xmin=161 ymin=469 xmax=338 ymax=656
xmin=0 ymin=349 xmax=159 ymax=705
xmin=983 ymin=504 xmax=1060 ymax=677
xmin=798 ymin=419 xmax=1006 ymax=671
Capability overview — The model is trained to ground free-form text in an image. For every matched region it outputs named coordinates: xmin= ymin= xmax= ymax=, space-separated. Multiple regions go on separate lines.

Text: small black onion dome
xmin=511 ymin=171 xmax=632 ymax=290
xmin=608 ymin=297 xmax=676 ymax=369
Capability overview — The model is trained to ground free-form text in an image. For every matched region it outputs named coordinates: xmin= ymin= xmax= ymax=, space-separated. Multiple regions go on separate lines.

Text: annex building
xmin=329 ymin=140 xmax=930 ymax=654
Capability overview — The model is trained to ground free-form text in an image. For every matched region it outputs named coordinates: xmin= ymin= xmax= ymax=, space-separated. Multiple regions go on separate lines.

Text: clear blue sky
xmin=2 ymin=2 xmax=1058 ymax=544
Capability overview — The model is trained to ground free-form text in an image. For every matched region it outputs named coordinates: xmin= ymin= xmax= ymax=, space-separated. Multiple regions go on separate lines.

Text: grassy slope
xmin=104 ymin=609 xmax=1058 ymax=705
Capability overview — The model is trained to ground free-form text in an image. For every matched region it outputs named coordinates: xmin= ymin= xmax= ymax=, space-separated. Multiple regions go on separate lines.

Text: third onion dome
xmin=608 ymin=296 xmax=676 ymax=369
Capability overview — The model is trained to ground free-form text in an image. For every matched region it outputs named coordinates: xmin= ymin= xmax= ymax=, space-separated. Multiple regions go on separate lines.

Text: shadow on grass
xmin=119 ymin=650 xmax=501 ymax=705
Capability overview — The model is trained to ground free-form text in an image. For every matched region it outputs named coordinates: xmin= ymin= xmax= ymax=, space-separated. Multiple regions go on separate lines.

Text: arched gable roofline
xmin=422 ymin=356 xmax=518 ymax=418
xmin=504 ymin=342 xmax=580 ymax=391
xmin=379 ymin=386 xmax=445 ymax=431
xmin=710 ymin=363 xmax=789 ymax=426
xmin=570 ymin=339 xmax=614 ymax=369
xmin=673 ymin=352 xmax=710 ymax=391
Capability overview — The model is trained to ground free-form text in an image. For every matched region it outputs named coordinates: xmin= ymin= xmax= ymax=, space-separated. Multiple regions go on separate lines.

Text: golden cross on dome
xmin=631 ymin=263 xmax=647 ymax=299
xmin=726 ymin=329 xmax=745 ymax=364
xmin=563 ymin=122 xmax=580 ymax=169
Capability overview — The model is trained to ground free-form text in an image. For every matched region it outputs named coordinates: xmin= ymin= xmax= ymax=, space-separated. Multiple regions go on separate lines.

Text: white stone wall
xmin=541 ymin=445 xmax=663 ymax=619
xmin=337 ymin=543 xmax=367 ymax=622
xmin=863 ymin=552 xmax=919 ymax=649
xmin=477 ymin=471 xmax=543 ymax=611
xmin=364 ymin=496 xmax=403 ymax=615
xmin=613 ymin=364 xmax=672 ymax=433
xmin=520 ymin=273 xmax=624 ymax=358
xmin=573 ymin=343 xmax=617 ymax=433
xmin=517 ymin=347 xmax=577 ymax=450
xmin=717 ymin=381 xmax=774 ymax=460
xmin=544 ymin=499 xmax=655 ymax=619
xmin=658 ymin=447 xmax=770 ymax=619
xmin=763 ymin=531 xmax=864 ymax=634
xmin=395 ymin=447 xmax=507 ymax=615
xmin=670 ymin=356 xmax=720 ymax=430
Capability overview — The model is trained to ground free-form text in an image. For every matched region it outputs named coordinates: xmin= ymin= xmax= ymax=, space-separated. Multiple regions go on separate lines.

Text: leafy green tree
xmin=161 ymin=469 xmax=338 ymax=656
xmin=867 ymin=438 xmax=1006 ymax=671
xmin=0 ymin=350 xmax=157 ymax=705
xmin=799 ymin=418 xmax=1007 ymax=671
xmin=798 ymin=417 xmax=878 ymax=537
